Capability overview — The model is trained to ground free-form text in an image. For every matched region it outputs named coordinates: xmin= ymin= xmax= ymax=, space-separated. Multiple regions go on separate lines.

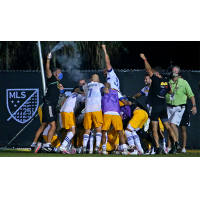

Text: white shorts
xmin=167 ymin=106 xmax=186 ymax=126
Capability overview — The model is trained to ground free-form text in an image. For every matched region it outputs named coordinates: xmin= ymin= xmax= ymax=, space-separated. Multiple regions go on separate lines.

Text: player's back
xmin=83 ymin=82 xmax=104 ymax=113
xmin=60 ymin=92 xmax=78 ymax=113
xmin=106 ymin=68 xmax=120 ymax=91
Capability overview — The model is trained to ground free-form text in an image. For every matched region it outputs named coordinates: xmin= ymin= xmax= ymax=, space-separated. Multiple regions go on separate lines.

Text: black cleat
xmin=43 ymin=146 xmax=53 ymax=153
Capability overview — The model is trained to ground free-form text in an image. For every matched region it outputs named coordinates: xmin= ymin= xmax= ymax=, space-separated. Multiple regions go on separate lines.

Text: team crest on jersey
xmin=6 ymin=89 xmax=39 ymax=124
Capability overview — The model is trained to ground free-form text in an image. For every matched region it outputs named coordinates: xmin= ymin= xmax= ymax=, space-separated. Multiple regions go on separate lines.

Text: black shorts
xmin=180 ymin=107 xmax=190 ymax=126
xmin=149 ymin=104 xmax=168 ymax=122
xmin=42 ymin=101 xmax=57 ymax=123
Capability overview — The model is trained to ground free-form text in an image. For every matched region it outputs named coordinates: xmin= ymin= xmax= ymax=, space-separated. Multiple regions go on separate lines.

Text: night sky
xmin=115 ymin=41 xmax=200 ymax=71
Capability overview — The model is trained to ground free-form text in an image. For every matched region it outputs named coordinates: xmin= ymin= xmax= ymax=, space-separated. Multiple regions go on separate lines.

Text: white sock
xmin=124 ymin=130 xmax=135 ymax=146
xmin=118 ymin=145 xmax=123 ymax=151
xmin=122 ymin=144 xmax=128 ymax=150
xmin=132 ymin=130 xmax=143 ymax=151
xmin=102 ymin=144 xmax=106 ymax=150
xmin=105 ymin=132 xmax=108 ymax=146
xmin=46 ymin=143 xmax=51 ymax=147
xmin=89 ymin=132 xmax=94 ymax=151
xmin=83 ymin=134 xmax=89 ymax=147
xmin=61 ymin=131 xmax=74 ymax=148
xmin=96 ymin=132 xmax=102 ymax=147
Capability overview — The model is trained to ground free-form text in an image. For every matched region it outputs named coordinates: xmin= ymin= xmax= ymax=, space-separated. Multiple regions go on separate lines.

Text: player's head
xmin=144 ymin=74 xmax=152 ymax=86
xmin=91 ymin=74 xmax=100 ymax=82
xmin=172 ymin=66 xmax=181 ymax=78
xmin=104 ymin=82 xmax=111 ymax=89
xmin=103 ymin=68 xmax=108 ymax=77
xmin=53 ymin=68 xmax=63 ymax=80
xmin=152 ymin=67 xmax=162 ymax=77
xmin=78 ymin=79 xmax=86 ymax=86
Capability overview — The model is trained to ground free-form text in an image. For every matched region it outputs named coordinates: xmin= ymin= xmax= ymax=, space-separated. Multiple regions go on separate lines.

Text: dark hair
xmin=145 ymin=74 xmax=149 ymax=77
xmin=52 ymin=68 xmax=61 ymax=74
xmin=152 ymin=66 xmax=162 ymax=75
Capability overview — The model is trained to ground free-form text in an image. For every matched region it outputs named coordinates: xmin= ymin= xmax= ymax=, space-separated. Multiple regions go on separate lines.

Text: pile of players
xmin=30 ymin=45 xmax=197 ymax=155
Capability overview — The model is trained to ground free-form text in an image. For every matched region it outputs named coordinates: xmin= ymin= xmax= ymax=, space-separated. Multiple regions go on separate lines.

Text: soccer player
xmin=101 ymin=45 xmax=120 ymax=91
xmin=140 ymin=53 xmax=180 ymax=154
xmin=82 ymin=74 xmax=109 ymax=154
xmin=101 ymin=82 xmax=131 ymax=155
xmin=30 ymin=53 xmax=63 ymax=153
xmin=59 ymin=87 xmax=85 ymax=154
xmin=124 ymin=97 xmax=148 ymax=154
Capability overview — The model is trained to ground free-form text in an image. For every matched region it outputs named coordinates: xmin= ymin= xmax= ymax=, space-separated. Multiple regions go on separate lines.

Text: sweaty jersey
xmin=60 ymin=92 xmax=85 ymax=113
xmin=102 ymin=89 xmax=124 ymax=116
xmin=106 ymin=68 xmax=120 ymax=91
xmin=83 ymin=82 xmax=104 ymax=113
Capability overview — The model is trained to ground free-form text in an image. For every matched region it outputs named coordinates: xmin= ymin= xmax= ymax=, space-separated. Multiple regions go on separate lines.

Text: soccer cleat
xmin=182 ymin=148 xmax=186 ymax=153
xmin=155 ymin=148 xmax=162 ymax=155
xmin=144 ymin=118 xmax=150 ymax=132
xmin=62 ymin=149 xmax=71 ymax=154
xmin=89 ymin=150 xmax=93 ymax=154
xmin=121 ymin=149 xmax=130 ymax=155
xmin=82 ymin=147 xmax=87 ymax=154
xmin=176 ymin=144 xmax=182 ymax=153
xmin=71 ymin=147 xmax=76 ymax=154
xmin=102 ymin=149 xmax=107 ymax=155
xmin=169 ymin=145 xmax=176 ymax=154
xmin=34 ymin=142 xmax=42 ymax=153
xmin=94 ymin=146 xmax=100 ymax=154
xmin=130 ymin=151 xmax=138 ymax=155
xmin=144 ymin=150 xmax=151 ymax=155
xmin=43 ymin=146 xmax=53 ymax=153
xmin=112 ymin=151 xmax=120 ymax=155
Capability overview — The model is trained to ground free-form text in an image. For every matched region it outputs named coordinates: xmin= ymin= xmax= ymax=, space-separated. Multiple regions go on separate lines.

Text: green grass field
xmin=0 ymin=149 xmax=199 ymax=157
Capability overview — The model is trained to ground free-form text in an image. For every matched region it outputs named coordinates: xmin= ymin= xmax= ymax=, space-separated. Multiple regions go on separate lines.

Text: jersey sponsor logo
xmin=160 ymin=82 xmax=168 ymax=86
xmin=6 ymin=88 xmax=39 ymax=124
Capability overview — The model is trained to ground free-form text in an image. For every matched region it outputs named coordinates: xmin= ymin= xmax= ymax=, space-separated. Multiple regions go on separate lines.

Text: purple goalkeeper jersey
xmin=101 ymin=89 xmax=120 ymax=115
xmin=120 ymin=105 xmax=131 ymax=120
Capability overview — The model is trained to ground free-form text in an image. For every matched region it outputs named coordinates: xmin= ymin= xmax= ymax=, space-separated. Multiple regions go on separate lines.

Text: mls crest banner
xmin=0 ymin=71 xmax=199 ymax=148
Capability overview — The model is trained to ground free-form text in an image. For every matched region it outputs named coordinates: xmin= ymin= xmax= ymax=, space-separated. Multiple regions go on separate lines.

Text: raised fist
xmin=140 ymin=53 xmax=146 ymax=61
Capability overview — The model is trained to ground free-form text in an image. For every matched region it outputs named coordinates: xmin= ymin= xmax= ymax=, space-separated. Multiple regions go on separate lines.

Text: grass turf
xmin=0 ymin=149 xmax=199 ymax=157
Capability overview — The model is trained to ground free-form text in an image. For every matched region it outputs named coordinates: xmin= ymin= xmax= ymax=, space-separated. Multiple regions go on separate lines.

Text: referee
xmin=165 ymin=66 xmax=197 ymax=152
xmin=140 ymin=53 xmax=180 ymax=154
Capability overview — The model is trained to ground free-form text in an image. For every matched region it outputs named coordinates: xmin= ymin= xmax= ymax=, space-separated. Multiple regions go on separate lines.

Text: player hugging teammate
xmin=31 ymin=46 xmax=197 ymax=155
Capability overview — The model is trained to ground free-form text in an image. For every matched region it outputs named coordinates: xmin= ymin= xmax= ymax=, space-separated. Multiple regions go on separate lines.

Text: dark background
xmin=0 ymin=71 xmax=199 ymax=149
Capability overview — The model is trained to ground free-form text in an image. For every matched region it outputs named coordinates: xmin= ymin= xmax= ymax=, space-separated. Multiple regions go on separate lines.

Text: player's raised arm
xmin=140 ymin=53 xmax=153 ymax=77
xmin=102 ymin=45 xmax=112 ymax=71
xmin=46 ymin=53 xmax=52 ymax=78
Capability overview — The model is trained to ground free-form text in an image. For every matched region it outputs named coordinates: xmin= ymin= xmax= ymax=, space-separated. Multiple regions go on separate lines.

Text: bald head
xmin=91 ymin=74 xmax=100 ymax=82
xmin=104 ymin=82 xmax=111 ymax=89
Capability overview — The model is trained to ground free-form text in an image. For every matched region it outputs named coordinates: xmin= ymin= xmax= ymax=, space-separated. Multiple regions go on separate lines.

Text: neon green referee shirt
xmin=166 ymin=77 xmax=194 ymax=106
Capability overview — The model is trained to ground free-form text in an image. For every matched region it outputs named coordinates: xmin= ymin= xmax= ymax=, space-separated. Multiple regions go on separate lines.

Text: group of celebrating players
xmin=30 ymin=45 xmax=197 ymax=155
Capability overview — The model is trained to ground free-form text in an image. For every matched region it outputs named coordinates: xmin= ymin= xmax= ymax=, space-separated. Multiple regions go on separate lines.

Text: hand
xmin=191 ymin=106 xmax=197 ymax=115
xmin=128 ymin=101 xmax=132 ymax=105
xmin=140 ymin=53 xmax=146 ymax=61
xmin=47 ymin=52 xmax=52 ymax=59
xmin=101 ymin=45 xmax=106 ymax=50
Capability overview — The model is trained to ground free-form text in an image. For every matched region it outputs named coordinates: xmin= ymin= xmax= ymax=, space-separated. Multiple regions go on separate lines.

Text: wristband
xmin=193 ymin=104 xmax=196 ymax=107
xmin=144 ymin=59 xmax=147 ymax=61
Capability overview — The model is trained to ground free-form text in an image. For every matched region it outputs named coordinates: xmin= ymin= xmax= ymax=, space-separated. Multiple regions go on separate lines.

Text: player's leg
xmin=180 ymin=126 xmax=187 ymax=153
xmin=82 ymin=112 xmax=93 ymax=153
xmin=93 ymin=111 xmax=103 ymax=153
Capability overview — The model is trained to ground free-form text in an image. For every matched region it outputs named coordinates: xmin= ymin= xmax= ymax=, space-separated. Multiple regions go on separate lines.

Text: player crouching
xmin=124 ymin=97 xmax=149 ymax=155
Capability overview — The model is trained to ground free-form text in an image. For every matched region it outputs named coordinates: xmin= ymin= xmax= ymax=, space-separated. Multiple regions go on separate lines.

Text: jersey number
xmin=114 ymin=78 xmax=119 ymax=87
xmin=105 ymin=94 xmax=117 ymax=103
xmin=88 ymin=88 xmax=93 ymax=98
